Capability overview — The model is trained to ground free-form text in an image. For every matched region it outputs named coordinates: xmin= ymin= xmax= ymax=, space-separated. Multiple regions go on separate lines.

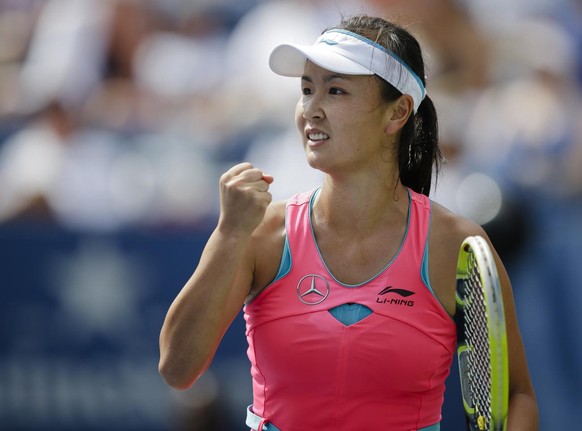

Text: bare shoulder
xmin=248 ymin=200 xmax=287 ymax=297
xmin=429 ymin=200 xmax=490 ymax=255
xmin=428 ymin=200 xmax=491 ymax=315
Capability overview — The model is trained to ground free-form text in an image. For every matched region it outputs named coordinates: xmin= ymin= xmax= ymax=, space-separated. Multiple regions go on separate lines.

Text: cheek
xmin=295 ymin=101 xmax=304 ymax=132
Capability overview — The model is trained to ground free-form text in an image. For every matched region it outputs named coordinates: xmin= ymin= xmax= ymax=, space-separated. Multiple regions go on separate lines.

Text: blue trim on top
xmin=272 ymin=235 xmax=291 ymax=283
xmin=420 ymin=215 xmax=433 ymax=294
xmin=326 ymin=28 xmax=426 ymax=98
xmin=419 ymin=423 xmax=440 ymax=431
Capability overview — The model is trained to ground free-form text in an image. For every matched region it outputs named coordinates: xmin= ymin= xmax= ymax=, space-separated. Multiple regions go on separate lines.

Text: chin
xmin=305 ymin=155 xmax=332 ymax=175
xmin=304 ymin=153 xmax=322 ymax=170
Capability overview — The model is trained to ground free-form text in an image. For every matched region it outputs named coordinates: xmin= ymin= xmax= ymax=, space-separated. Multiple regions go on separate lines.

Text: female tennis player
xmin=159 ymin=14 xmax=538 ymax=430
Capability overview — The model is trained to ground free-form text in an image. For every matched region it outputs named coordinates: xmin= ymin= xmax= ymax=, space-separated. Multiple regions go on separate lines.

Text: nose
xmin=302 ymin=94 xmax=324 ymax=121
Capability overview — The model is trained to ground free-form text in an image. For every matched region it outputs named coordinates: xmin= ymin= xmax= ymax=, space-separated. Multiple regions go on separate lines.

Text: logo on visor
xmin=297 ymin=274 xmax=330 ymax=305
xmin=320 ymin=39 xmax=339 ymax=46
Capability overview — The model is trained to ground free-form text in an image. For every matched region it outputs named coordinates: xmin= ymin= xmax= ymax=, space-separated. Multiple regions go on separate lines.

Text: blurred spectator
xmin=0 ymin=0 xmax=232 ymax=229
xmin=18 ymin=0 xmax=112 ymax=114
xmin=0 ymin=1 xmax=41 ymax=120
xmin=0 ymin=102 xmax=73 ymax=223
xmin=462 ymin=16 xmax=581 ymax=197
xmin=550 ymin=0 xmax=582 ymax=84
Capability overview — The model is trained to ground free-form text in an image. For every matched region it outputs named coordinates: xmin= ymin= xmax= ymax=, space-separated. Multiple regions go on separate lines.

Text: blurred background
xmin=0 ymin=0 xmax=580 ymax=429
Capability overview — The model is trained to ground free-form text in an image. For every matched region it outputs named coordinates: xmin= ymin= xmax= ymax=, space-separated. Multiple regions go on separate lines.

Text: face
xmin=295 ymin=60 xmax=393 ymax=175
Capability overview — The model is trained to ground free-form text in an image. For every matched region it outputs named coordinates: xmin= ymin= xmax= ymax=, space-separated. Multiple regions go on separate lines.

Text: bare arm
xmin=158 ymin=163 xmax=273 ymax=390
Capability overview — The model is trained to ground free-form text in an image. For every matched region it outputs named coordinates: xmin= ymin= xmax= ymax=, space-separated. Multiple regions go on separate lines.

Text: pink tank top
xmin=244 ymin=189 xmax=456 ymax=431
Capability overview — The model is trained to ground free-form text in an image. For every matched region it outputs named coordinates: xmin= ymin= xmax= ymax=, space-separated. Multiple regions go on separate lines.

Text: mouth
xmin=306 ymin=131 xmax=329 ymax=144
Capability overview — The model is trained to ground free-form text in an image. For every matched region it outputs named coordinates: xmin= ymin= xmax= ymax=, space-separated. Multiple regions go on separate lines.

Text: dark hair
xmin=335 ymin=15 xmax=441 ymax=196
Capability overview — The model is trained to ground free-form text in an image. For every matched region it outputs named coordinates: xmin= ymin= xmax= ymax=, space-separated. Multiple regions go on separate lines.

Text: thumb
xmin=261 ymin=173 xmax=275 ymax=184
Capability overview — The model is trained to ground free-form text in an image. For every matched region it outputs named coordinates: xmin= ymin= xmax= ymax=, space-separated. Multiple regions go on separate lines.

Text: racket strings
xmin=464 ymin=252 xmax=492 ymax=428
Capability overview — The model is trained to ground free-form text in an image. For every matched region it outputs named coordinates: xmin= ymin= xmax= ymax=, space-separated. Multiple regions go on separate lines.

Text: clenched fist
xmin=217 ymin=163 xmax=274 ymax=235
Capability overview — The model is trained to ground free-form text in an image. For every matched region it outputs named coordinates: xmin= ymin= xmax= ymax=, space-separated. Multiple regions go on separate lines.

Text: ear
xmin=384 ymin=95 xmax=414 ymax=135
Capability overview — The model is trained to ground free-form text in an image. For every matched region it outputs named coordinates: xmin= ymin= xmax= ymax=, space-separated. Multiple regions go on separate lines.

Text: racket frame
xmin=455 ymin=235 xmax=509 ymax=431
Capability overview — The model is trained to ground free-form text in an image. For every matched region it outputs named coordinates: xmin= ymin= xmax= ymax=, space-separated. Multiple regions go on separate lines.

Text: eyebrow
xmin=301 ymin=73 xmax=350 ymax=83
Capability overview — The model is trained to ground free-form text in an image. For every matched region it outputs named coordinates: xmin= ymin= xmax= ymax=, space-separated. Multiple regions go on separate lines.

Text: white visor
xmin=269 ymin=29 xmax=426 ymax=112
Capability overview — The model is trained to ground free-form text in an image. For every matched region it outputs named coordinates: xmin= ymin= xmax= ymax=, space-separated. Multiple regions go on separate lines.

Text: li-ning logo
xmin=376 ymin=286 xmax=415 ymax=307
xmin=297 ymin=274 xmax=330 ymax=305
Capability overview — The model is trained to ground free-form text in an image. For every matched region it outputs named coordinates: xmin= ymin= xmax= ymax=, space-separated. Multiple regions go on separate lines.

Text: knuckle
xmin=219 ymin=171 xmax=232 ymax=185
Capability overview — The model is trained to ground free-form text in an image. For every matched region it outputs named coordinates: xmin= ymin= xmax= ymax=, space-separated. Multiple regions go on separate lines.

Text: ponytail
xmin=398 ymin=95 xmax=442 ymax=196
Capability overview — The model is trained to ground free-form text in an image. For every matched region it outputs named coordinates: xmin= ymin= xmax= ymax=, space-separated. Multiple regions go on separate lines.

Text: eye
xmin=329 ymin=87 xmax=346 ymax=95
xmin=302 ymin=86 xmax=312 ymax=96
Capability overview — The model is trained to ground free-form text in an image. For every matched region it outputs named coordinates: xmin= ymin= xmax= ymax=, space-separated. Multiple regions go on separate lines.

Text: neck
xmin=314 ymin=174 xmax=409 ymax=234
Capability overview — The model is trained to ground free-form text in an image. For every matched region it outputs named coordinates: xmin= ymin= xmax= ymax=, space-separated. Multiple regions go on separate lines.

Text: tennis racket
xmin=455 ymin=235 xmax=509 ymax=431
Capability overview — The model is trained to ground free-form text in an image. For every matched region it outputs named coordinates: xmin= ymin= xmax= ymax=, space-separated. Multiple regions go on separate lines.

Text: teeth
xmin=308 ymin=133 xmax=329 ymax=141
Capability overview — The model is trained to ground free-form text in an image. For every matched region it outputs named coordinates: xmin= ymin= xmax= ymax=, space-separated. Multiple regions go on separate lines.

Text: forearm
xmin=507 ymin=391 xmax=539 ymax=430
xmin=159 ymin=227 xmax=252 ymax=389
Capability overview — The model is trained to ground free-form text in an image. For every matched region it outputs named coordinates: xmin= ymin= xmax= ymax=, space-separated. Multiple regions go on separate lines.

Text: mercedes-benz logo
xmin=297 ymin=274 xmax=330 ymax=305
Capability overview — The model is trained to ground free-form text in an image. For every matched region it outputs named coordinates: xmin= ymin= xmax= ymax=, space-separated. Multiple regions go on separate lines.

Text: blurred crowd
xmin=1 ymin=0 xmax=581 ymax=428
xmin=0 ymin=0 xmax=581 ymax=231
xmin=0 ymin=0 xmax=348 ymax=230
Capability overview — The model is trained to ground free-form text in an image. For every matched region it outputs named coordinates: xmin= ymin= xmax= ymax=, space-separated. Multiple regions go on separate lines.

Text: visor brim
xmin=269 ymin=43 xmax=374 ymax=77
